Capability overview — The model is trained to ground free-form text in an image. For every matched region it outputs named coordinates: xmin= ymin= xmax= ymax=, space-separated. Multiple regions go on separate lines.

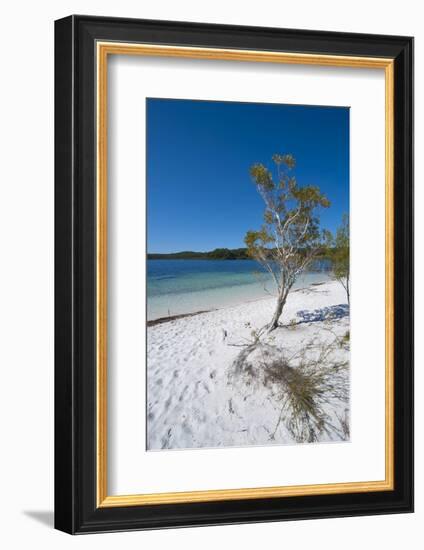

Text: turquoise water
xmin=147 ymin=259 xmax=331 ymax=320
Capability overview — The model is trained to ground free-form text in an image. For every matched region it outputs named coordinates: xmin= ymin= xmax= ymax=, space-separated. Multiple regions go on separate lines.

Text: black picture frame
xmin=55 ymin=15 xmax=413 ymax=534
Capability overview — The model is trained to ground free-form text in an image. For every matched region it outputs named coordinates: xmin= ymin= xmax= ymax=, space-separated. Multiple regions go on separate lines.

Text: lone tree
xmin=324 ymin=213 xmax=350 ymax=305
xmin=245 ymin=154 xmax=330 ymax=332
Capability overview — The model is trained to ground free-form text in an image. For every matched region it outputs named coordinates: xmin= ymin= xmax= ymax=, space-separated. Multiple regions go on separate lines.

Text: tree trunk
xmin=268 ymin=291 xmax=287 ymax=332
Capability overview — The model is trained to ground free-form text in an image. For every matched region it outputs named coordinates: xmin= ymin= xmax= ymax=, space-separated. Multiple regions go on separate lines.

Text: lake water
xmin=147 ymin=259 xmax=331 ymax=321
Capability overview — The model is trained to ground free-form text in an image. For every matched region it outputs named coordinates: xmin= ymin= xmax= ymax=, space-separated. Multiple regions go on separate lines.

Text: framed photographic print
xmin=54 ymin=15 xmax=413 ymax=534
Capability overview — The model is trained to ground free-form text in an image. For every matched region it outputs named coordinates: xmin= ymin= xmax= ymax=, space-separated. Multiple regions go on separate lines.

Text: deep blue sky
xmin=147 ymin=98 xmax=349 ymax=253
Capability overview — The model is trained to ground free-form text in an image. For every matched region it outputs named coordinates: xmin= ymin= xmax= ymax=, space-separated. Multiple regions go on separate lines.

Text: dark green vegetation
xmin=147 ymin=248 xmax=250 ymax=260
xmin=148 ymin=247 xmax=334 ymax=261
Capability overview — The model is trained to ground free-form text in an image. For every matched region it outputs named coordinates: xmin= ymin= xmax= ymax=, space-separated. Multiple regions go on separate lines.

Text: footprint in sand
xmin=195 ymin=380 xmax=210 ymax=396
xmin=161 ymin=428 xmax=173 ymax=449
xmin=179 ymin=385 xmax=189 ymax=402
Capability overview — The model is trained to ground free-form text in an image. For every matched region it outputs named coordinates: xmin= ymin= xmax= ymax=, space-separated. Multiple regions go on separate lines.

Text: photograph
xmin=146 ymin=98 xmax=351 ymax=451
xmin=50 ymin=10 xmax=413 ymax=536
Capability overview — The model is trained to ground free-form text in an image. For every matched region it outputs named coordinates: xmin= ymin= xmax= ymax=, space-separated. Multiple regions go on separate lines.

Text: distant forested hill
xmin=148 ymin=248 xmax=250 ymax=260
xmin=148 ymin=246 xmax=335 ymax=261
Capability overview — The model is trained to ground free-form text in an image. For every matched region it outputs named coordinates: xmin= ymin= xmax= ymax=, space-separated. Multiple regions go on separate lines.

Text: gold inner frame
xmin=96 ymin=42 xmax=395 ymax=508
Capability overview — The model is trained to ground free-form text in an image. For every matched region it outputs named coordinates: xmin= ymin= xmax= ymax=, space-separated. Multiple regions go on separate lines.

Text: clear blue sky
xmin=147 ymin=98 xmax=349 ymax=253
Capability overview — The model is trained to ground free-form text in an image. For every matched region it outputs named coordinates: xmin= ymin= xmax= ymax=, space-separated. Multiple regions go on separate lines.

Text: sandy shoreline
xmin=147 ymin=280 xmax=350 ymax=451
xmin=147 ymin=310 xmax=212 ymax=327
xmin=147 ymin=281 xmax=328 ymax=326
xmin=147 ymin=267 xmax=331 ymax=322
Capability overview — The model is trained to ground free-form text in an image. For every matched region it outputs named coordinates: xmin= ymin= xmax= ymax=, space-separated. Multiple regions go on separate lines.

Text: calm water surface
xmin=147 ymin=259 xmax=331 ymax=320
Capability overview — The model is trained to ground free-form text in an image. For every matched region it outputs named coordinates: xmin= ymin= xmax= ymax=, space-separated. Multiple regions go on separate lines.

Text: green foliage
xmin=272 ymin=153 xmax=296 ymax=169
xmin=206 ymin=248 xmax=248 ymax=260
xmin=249 ymin=164 xmax=274 ymax=190
xmin=324 ymin=213 xmax=350 ymax=303
xmin=245 ymin=153 xmax=330 ymax=330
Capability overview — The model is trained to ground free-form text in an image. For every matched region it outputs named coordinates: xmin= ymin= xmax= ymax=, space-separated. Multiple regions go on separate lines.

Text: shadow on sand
xmin=296 ymin=304 xmax=349 ymax=324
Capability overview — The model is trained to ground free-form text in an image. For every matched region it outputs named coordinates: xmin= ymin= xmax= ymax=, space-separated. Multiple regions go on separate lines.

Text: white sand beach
xmin=147 ymin=280 xmax=350 ymax=451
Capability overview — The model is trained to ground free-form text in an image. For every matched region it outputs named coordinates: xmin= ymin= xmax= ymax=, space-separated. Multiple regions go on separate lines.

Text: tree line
xmin=148 ymin=248 xmax=250 ymax=260
xmin=148 ymin=246 xmax=343 ymax=262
